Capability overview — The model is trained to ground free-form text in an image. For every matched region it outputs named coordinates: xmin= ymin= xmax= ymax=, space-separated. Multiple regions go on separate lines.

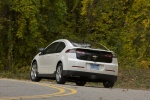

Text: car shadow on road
xmin=41 ymin=80 xmax=106 ymax=89
xmin=59 ymin=82 xmax=105 ymax=89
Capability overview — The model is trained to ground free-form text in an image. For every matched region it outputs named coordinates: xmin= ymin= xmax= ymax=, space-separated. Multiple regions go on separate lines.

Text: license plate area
xmin=90 ymin=64 xmax=100 ymax=70
xmin=88 ymin=63 xmax=104 ymax=71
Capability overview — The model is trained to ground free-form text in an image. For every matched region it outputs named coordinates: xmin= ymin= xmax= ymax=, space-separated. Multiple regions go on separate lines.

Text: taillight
xmin=104 ymin=54 xmax=113 ymax=58
xmin=65 ymin=49 xmax=76 ymax=53
xmin=65 ymin=49 xmax=85 ymax=54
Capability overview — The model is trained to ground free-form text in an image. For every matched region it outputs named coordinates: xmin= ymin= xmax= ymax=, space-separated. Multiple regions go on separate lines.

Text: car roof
xmin=53 ymin=39 xmax=69 ymax=42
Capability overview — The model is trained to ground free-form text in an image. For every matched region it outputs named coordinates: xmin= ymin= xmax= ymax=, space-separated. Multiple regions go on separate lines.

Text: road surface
xmin=0 ymin=79 xmax=150 ymax=100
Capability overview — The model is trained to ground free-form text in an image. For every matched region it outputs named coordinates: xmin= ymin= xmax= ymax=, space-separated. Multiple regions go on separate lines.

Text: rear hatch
xmin=68 ymin=41 xmax=114 ymax=63
xmin=76 ymin=49 xmax=113 ymax=63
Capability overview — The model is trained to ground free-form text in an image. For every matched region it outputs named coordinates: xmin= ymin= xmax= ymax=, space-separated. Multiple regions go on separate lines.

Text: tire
xmin=76 ymin=81 xmax=86 ymax=86
xmin=56 ymin=63 xmax=66 ymax=84
xmin=30 ymin=62 xmax=41 ymax=82
xmin=103 ymin=81 xmax=114 ymax=88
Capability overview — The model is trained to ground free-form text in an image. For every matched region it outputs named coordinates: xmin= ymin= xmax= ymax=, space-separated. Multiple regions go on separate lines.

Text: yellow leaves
xmin=132 ymin=0 xmax=145 ymax=11
xmin=101 ymin=13 xmax=113 ymax=24
xmin=81 ymin=0 xmax=94 ymax=16
xmin=16 ymin=17 xmax=26 ymax=39
xmin=29 ymin=18 xmax=39 ymax=34
xmin=140 ymin=60 xmax=150 ymax=68
xmin=132 ymin=0 xmax=150 ymax=12
xmin=12 ymin=0 xmax=40 ymax=38
xmin=12 ymin=0 xmax=39 ymax=18
xmin=142 ymin=19 xmax=150 ymax=28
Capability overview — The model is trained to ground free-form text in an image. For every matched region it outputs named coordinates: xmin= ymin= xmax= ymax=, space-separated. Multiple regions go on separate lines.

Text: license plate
xmin=90 ymin=64 xmax=99 ymax=70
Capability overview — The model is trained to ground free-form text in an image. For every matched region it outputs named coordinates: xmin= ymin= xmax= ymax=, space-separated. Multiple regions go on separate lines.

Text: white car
xmin=30 ymin=39 xmax=118 ymax=88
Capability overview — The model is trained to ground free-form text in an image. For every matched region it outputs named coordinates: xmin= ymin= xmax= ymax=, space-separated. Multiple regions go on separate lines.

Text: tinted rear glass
xmin=76 ymin=49 xmax=113 ymax=63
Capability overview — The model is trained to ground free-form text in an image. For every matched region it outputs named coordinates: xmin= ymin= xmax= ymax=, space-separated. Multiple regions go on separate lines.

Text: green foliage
xmin=0 ymin=0 xmax=150 ymax=73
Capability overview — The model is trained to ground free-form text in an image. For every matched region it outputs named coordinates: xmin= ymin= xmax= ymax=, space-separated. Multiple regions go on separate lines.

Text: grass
xmin=0 ymin=68 xmax=150 ymax=90
xmin=115 ymin=68 xmax=150 ymax=90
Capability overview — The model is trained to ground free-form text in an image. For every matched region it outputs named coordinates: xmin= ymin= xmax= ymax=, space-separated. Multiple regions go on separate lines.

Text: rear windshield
xmin=71 ymin=42 xmax=108 ymax=50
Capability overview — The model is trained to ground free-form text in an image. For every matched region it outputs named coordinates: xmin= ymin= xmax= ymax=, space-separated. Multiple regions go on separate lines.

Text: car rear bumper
xmin=63 ymin=70 xmax=117 ymax=82
xmin=63 ymin=56 xmax=118 ymax=76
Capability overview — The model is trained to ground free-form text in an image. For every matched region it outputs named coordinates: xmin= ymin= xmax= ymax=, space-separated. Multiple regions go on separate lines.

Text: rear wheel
xmin=76 ymin=81 xmax=86 ymax=86
xmin=56 ymin=63 xmax=66 ymax=84
xmin=103 ymin=81 xmax=114 ymax=88
xmin=30 ymin=62 xmax=41 ymax=82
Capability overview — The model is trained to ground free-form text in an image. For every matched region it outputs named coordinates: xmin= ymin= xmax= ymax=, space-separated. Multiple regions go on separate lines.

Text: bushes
xmin=0 ymin=65 xmax=30 ymax=80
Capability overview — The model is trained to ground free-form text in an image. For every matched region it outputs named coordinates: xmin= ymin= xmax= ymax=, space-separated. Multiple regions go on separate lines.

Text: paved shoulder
xmin=0 ymin=79 xmax=77 ymax=100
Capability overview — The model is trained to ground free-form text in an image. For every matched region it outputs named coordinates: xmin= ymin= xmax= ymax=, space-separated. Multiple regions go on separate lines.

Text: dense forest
xmin=0 ymin=0 xmax=150 ymax=72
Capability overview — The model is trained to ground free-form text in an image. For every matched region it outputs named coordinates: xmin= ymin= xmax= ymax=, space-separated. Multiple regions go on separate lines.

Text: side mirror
xmin=39 ymin=48 xmax=45 ymax=55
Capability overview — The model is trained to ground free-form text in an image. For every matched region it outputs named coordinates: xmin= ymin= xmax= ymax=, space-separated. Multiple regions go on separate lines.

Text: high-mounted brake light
xmin=76 ymin=50 xmax=85 ymax=54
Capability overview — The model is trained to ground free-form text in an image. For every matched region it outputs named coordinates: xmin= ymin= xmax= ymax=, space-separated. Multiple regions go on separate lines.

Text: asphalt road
xmin=0 ymin=79 xmax=150 ymax=100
